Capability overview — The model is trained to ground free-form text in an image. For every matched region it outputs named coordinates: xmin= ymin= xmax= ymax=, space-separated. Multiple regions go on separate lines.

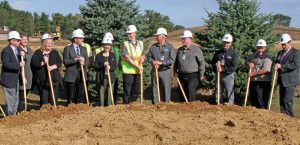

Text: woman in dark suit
xmin=94 ymin=38 xmax=116 ymax=106
xmin=31 ymin=34 xmax=62 ymax=106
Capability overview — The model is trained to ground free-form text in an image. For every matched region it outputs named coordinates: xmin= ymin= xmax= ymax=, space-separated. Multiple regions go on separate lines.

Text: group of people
xmin=1 ymin=25 xmax=299 ymax=118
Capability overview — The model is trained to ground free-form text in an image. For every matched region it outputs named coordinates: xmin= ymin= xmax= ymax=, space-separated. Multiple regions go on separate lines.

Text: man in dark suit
xmin=63 ymin=29 xmax=88 ymax=104
xmin=275 ymin=34 xmax=300 ymax=117
xmin=1 ymin=31 xmax=25 ymax=115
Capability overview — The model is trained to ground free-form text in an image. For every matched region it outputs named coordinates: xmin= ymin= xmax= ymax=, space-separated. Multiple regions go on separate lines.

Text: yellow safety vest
xmin=121 ymin=40 xmax=144 ymax=74
xmin=83 ymin=43 xmax=92 ymax=57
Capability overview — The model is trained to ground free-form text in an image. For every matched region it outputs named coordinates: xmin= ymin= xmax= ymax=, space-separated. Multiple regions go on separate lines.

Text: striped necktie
xmin=13 ymin=48 xmax=18 ymax=59
xmin=76 ymin=46 xmax=80 ymax=56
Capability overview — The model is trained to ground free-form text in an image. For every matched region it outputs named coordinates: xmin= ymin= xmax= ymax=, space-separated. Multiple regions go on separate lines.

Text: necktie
xmin=14 ymin=48 xmax=18 ymax=59
xmin=76 ymin=46 xmax=80 ymax=56
xmin=280 ymin=51 xmax=287 ymax=64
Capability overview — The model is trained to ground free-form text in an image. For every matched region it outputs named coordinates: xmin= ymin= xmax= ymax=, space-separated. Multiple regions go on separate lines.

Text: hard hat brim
xmin=154 ymin=33 xmax=167 ymax=36
xmin=280 ymin=40 xmax=291 ymax=44
xmin=126 ymin=31 xmax=137 ymax=34
xmin=181 ymin=36 xmax=192 ymax=38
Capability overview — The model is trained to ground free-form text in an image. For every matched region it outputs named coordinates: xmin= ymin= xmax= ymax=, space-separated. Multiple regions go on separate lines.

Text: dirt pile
xmin=0 ymin=102 xmax=299 ymax=145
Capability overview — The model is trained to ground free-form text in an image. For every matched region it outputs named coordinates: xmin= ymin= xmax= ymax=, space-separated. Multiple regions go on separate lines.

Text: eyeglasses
xmin=12 ymin=39 xmax=21 ymax=42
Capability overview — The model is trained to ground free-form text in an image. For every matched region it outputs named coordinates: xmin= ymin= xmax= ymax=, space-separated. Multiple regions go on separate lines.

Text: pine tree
xmin=39 ymin=12 xmax=51 ymax=34
xmin=142 ymin=10 xmax=185 ymax=37
xmin=79 ymin=0 xmax=149 ymax=47
xmin=61 ymin=14 xmax=81 ymax=39
xmin=195 ymin=0 xmax=278 ymax=105
xmin=79 ymin=0 xmax=151 ymax=99
xmin=33 ymin=12 xmax=41 ymax=33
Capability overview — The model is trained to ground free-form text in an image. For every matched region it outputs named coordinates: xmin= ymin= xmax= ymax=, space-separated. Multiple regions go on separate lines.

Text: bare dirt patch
xmin=0 ymin=102 xmax=299 ymax=145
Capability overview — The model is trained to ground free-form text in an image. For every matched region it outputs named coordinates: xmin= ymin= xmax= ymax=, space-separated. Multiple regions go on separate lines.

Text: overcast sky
xmin=3 ymin=0 xmax=300 ymax=28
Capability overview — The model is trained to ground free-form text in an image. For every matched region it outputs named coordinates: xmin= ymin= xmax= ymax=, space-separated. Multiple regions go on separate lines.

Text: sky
xmin=2 ymin=0 xmax=300 ymax=28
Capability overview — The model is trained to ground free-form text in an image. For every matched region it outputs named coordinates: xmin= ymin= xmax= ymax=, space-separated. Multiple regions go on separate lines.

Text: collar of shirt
xmin=284 ymin=47 xmax=292 ymax=54
xmin=10 ymin=45 xmax=18 ymax=54
xmin=155 ymin=42 xmax=167 ymax=47
xmin=183 ymin=46 xmax=191 ymax=50
xmin=129 ymin=40 xmax=137 ymax=45
xmin=10 ymin=45 xmax=17 ymax=50
xmin=222 ymin=47 xmax=233 ymax=53
xmin=73 ymin=44 xmax=79 ymax=48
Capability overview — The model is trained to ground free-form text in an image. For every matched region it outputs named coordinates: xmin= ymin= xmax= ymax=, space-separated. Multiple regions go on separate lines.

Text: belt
xmin=158 ymin=67 xmax=170 ymax=71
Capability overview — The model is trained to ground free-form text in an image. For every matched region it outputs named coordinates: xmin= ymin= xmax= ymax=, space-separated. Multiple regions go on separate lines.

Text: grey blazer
xmin=276 ymin=48 xmax=300 ymax=87
xmin=63 ymin=44 xmax=88 ymax=83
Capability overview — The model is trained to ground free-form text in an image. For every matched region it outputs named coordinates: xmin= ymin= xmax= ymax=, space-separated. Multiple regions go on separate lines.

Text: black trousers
xmin=18 ymin=89 xmax=29 ymax=112
xmin=113 ymin=78 xmax=119 ymax=104
xmin=249 ymin=81 xmax=271 ymax=109
xmin=279 ymin=81 xmax=295 ymax=117
xmin=178 ymin=72 xmax=199 ymax=102
xmin=123 ymin=74 xmax=141 ymax=104
xmin=38 ymin=82 xmax=59 ymax=106
xmin=66 ymin=74 xmax=85 ymax=104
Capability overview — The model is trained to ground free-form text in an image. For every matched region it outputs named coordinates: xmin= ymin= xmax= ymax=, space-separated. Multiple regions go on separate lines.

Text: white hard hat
xmin=256 ymin=39 xmax=267 ymax=47
xmin=181 ymin=30 xmax=193 ymax=38
xmin=222 ymin=33 xmax=233 ymax=42
xmin=154 ymin=27 xmax=167 ymax=36
xmin=102 ymin=38 xmax=112 ymax=44
xmin=126 ymin=25 xmax=137 ymax=34
xmin=280 ymin=34 xmax=292 ymax=44
xmin=8 ymin=31 xmax=21 ymax=40
xmin=72 ymin=29 xmax=85 ymax=38
xmin=103 ymin=32 xmax=114 ymax=40
xmin=76 ymin=28 xmax=84 ymax=33
xmin=41 ymin=33 xmax=52 ymax=40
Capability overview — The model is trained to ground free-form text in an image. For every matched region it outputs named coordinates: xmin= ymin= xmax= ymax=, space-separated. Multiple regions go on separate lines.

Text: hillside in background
xmin=146 ymin=25 xmax=300 ymax=49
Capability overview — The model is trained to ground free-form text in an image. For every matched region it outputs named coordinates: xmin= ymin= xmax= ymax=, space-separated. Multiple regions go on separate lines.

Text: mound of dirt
xmin=0 ymin=102 xmax=299 ymax=145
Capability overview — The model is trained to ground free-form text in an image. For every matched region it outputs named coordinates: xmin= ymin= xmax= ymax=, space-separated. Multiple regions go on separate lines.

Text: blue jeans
xmin=215 ymin=73 xmax=235 ymax=104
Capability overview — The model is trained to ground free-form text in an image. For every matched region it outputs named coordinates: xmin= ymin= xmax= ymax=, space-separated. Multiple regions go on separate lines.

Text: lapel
xmin=79 ymin=45 xmax=85 ymax=56
xmin=281 ymin=48 xmax=294 ymax=64
xmin=70 ymin=44 xmax=77 ymax=56
xmin=8 ymin=45 xmax=19 ymax=62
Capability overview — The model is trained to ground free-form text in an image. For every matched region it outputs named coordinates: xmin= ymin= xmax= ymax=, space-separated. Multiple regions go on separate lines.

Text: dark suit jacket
xmin=63 ymin=44 xmax=88 ymax=83
xmin=1 ymin=45 xmax=20 ymax=88
xmin=276 ymin=48 xmax=300 ymax=87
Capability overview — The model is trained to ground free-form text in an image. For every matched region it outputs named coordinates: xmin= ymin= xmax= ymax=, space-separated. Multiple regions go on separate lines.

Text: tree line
xmin=0 ymin=0 xmax=185 ymax=40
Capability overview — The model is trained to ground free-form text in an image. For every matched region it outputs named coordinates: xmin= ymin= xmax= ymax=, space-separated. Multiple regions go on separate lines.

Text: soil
xmin=0 ymin=102 xmax=300 ymax=145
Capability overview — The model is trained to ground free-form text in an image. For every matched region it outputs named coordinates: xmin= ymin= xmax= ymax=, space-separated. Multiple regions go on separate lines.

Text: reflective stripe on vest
xmin=121 ymin=40 xmax=144 ymax=74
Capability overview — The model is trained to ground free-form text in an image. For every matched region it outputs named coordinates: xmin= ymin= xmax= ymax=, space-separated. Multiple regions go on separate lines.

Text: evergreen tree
xmin=61 ymin=13 xmax=81 ymax=39
xmin=39 ymin=12 xmax=51 ymax=34
xmin=52 ymin=13 xmax=65 ymax=28
xmin=142 ymin=10 xmax=184 ymax=37
xmin=79 ymin=0 xmax=150 ymax=98
xmin=273 ymin=13 xmax=291 ymax=27
xmin=18 ymin=11 xmax=34 ymax=36
xmin=79 ymin=0 xmax=149 ymax=47
xmin=0 ymin=0 xmax=12 ymax=27
xmin=195 ymin=0 xmax=278 ymax=105
xmin=33 ymin=12 xmax=41 ymax=33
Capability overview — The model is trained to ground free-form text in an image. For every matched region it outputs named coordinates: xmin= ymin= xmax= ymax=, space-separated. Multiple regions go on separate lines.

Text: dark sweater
xmin=31 ymin=49 xmax=62 ymax=87
xmin=211 ymin=48 xmax=238 ymax=74
xmin=94 ymin=51 xmax=116 ymax=84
